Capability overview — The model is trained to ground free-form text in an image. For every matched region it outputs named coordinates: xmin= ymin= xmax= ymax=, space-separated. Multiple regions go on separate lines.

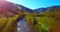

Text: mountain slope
xmin=34 ymin=5 xmax=60 ymax=12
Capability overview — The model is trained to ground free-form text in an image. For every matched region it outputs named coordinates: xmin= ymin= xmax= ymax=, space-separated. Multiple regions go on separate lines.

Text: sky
xmin=6 ymin=0 xmax=60 ymax=9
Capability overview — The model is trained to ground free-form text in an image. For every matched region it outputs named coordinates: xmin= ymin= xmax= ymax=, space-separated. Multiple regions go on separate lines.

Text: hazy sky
xmin=6 ymin=0 xmax=60 ymax=9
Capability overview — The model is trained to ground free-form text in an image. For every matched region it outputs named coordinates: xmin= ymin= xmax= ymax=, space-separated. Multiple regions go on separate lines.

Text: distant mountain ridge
xmin=17 ymin=4 xmax=60 ymax=13
xmin=0 ymin=1 xmax=60 ymax=17
xmin=16 ymin=4 xmax=34 ymax=13
xmin=34 ymin=5 xmax=60 ymax=12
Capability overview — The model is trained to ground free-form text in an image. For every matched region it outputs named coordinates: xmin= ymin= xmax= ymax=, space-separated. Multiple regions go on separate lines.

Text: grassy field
xmin=35 ymin=16 xmax=56 ymax=32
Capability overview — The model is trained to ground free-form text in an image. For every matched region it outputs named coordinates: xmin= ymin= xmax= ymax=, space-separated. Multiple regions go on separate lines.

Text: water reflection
xmin=17 ymin=18 xmax=28 ymax=32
